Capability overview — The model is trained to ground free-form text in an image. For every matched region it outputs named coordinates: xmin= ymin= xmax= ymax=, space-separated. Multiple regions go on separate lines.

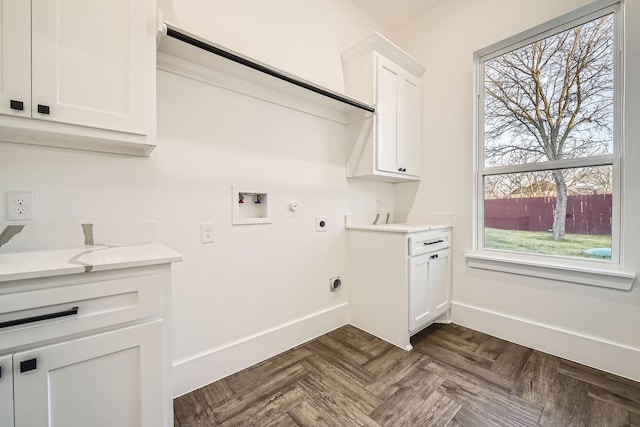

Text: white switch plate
xmin=7 ymin=191 xmax=34 ymax=220
xmin=200 ymin=223 xmax=215 ymax=243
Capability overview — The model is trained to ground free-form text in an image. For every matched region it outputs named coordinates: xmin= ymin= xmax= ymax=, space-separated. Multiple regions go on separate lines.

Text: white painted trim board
xmin=451 ymin=301 xmax=640 ymax=383
xmin=174 ymin=300 xmax=640 ymax=398
xmin=172 ymin=303 xmax=349 ymax=398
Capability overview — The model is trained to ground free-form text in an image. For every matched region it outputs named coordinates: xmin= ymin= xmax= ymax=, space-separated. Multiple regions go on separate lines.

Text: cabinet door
xmin=409 ymin=253 xmax=431 ymax=332
xmin=375 ymin=53 xmax=400 ymax=174
xmin=0 ymin=0 xmax=31 ymax=117
xmin=409 ymin=249 xmax=451 ymax=332
xmin=428 ymin=249 xmax=451 ymax=319
xmin=13 ymin=321 xmax=163 ymax=427
xmin=0 ymin=354 xmax=13 ymax=427
xmin=31 ymin=0 xmax=154 ymax=135
xmin=398 ymin=73 xmax=422 ymax=177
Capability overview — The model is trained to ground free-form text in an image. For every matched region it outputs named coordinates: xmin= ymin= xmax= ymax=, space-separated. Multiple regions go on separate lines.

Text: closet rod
xmin=164 ymin=25 xmax=376 ymax=114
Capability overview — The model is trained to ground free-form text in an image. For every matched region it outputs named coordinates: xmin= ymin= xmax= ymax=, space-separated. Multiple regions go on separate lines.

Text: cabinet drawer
xmin=0 ymin=269 xmax=164 ymax=352
xmin=409 ymin=230 xmax=451 ymax=256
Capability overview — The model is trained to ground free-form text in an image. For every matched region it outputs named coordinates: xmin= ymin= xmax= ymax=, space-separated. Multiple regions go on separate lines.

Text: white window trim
xmin=466 ymin=252 xmax=635 ymax=290
xmin=467 ymin=0 xmax=637 ymax=290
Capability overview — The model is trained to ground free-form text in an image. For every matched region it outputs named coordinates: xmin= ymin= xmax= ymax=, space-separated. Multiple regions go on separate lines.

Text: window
xmin=469 ymin=1 xmax=634 ymax=289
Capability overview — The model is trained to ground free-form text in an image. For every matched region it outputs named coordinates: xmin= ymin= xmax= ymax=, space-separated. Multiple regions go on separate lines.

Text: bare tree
xmin=484 ymin=14 xmax=615 ymax=240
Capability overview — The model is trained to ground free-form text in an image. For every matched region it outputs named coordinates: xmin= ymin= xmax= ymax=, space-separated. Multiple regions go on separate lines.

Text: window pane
xmin=483 ymin=166 xmax=612 ymax=259
xmin=483 ymin=13 xmax=615 ymax=168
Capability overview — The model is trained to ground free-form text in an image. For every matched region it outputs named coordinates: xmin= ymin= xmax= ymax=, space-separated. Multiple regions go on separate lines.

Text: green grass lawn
xmin=484 ymin=228 xmax=612 ymax=259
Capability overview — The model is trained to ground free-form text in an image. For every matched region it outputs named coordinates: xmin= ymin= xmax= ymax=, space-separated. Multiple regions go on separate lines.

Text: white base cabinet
xmin=13 ymin=321 xmax=163 ymax=427
xmin=0 ymin=354 xmax=13 ymax=427
xmin=347 ymin=228 xmax=451 ymax=350
xmin=409 ymin=248 xmax=451 ymax=332
xmin=0 ymin=265 xmax=173 ymax=427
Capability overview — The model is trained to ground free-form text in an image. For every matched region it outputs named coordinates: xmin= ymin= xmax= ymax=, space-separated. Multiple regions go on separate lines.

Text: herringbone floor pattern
xmin=173 ymin=323 xmax=640 ymax=426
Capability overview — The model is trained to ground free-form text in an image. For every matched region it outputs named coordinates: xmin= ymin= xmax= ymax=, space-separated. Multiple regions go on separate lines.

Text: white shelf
xmin=157 ymin=23 xmax=374 ymax=124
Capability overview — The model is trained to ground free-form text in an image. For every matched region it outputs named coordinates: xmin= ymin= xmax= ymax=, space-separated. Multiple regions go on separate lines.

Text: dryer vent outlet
xmin=329 ymin=276 xmax=342 ymax=292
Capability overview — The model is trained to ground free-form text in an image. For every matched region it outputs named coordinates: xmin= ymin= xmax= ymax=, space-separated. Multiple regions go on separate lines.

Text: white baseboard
xmin=451 ymin=302 xmax=640 ymax=382
xmin=172 ymin=303 xmax=349 ymax=398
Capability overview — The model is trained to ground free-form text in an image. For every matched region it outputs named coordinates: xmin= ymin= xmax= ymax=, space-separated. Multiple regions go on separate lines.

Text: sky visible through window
xmin=481 ymin=12 xmax=615 ymax=259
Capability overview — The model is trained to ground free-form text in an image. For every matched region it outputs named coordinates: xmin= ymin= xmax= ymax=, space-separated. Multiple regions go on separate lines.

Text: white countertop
xmin=346 ymin=223 xmax=450 ymax=233
xmin=0 ymin=242 xmax=183 ymax=283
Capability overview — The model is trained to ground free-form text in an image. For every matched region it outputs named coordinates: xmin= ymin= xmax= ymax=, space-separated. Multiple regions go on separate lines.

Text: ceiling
xmin=349 ymin=0 xmax=446 ymax=30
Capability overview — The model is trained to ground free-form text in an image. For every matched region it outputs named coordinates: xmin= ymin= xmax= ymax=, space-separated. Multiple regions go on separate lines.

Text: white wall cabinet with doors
xmin=342 ymin=32 xmax=425 ymax=182
xmin=0 ymin=263 xmax=175 ymax=427
xmin=0 ymin=0 xmax=157 ymax=156
xmin=347 ymin=226 xmax=451 ymax=350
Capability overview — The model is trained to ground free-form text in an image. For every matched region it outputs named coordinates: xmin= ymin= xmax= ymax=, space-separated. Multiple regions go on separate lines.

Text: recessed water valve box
xmin=232 ymin=187 xmax=271 ymax=225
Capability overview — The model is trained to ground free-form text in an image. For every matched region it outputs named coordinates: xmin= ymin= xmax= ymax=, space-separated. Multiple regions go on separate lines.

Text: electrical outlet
xmin=200 ymin=223 xmax=215 ymax=243
xmin=316 ymin=216 xmax=327 ymax=232
xmin=7 ymin=191 xmax=34 ymax=220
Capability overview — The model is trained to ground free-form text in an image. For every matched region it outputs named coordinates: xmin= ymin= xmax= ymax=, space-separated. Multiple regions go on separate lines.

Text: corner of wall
xmin=172 ymin=302 xmax=349 ymax=397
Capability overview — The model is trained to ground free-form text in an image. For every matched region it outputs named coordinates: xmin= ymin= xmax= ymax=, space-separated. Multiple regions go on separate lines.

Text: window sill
xmin=465 ymin=252 xmax=636 ymax=290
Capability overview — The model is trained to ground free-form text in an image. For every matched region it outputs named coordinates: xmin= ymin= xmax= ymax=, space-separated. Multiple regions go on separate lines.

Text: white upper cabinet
xmin=342 ymin=32 xmax=425 ymax=182
xmin=375 ymin=54 xmax=401 ymax=174
xmin=0 ymin=0 xmax=156 ymax=156
xmin=398 ymin=70 xmax=422 ymax=176
xmin=31 ymin=0 xmax=152 ymax=134
xmin=0 ymin=0 xmax=31 ymax=117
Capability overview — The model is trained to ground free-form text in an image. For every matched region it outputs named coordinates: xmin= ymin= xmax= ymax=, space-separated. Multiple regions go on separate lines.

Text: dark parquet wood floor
xmin=173 ymin=323 xmax=640 ymax=426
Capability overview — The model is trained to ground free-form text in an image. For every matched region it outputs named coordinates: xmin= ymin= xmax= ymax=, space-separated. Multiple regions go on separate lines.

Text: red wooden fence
xmin=485 ymin=194 xmax=612 ymax=235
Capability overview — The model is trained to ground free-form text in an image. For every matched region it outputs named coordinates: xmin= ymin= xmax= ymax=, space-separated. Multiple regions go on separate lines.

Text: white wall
xmin=394 ymin=0 xmax=640 ymax=381
xmin=0 ymin=0 xmax=394 ymax=397
xmin=156 ymin=70 xmax=352 ymax=394
xmin=156 ymin=0 xmax=396 ymax=396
